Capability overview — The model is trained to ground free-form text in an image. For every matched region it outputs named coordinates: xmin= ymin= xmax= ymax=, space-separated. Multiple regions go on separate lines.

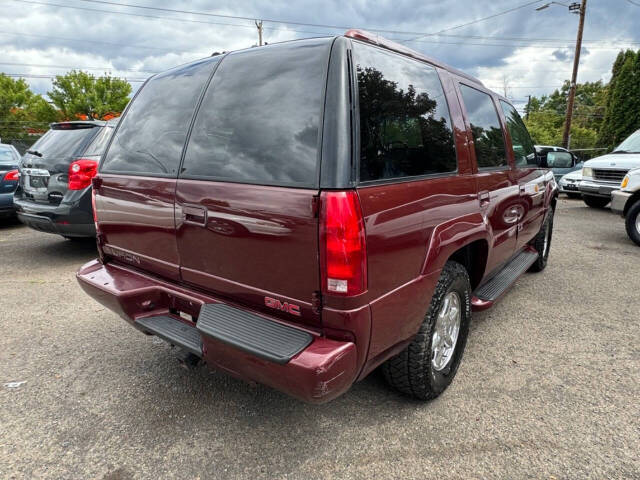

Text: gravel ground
xmin=0 ymin=197 xmax=638 ymax=480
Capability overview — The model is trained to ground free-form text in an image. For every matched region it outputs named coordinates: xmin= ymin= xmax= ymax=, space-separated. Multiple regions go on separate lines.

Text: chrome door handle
xmin=181 ymin=205 xmax=207 ymax=226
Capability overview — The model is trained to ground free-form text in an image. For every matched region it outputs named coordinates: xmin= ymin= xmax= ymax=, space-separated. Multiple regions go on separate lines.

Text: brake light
xmin=320 ymin=191 xmax=367 ymax=296
xmin=68 ymin=159 xmax=98 ymax=190
xmin=3 ymin=169 xmax=19 ymax=181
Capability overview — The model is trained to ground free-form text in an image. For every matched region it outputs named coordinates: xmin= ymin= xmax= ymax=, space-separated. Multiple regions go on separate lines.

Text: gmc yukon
xmin=77 ymin=31 xmax=558 ymax=403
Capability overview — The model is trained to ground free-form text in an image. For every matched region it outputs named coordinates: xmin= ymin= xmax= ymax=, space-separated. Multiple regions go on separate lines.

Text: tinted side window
xmin=353 ymin=43 xmax=456 ymax=182
xmin=459 ymin=85 xmax=507 ymax=169
xmin=101 ymin=57 xmax=218 ymax=176
xmin=500 ymin=100 xmax=536 ymax=167
xmin=84 ymin=126 xmax=113 ymax=156
xmin=181 ymin=38 xmax=331 ymax=187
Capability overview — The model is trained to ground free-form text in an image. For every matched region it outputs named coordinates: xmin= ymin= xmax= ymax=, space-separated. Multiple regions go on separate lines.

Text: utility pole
xmin=255 ymin=20 xmax=263 ymax=46
xmin=526 ymin=95 xmax=532 ymax=120
xmin=562 ymin=0 xmax=587 ymax=149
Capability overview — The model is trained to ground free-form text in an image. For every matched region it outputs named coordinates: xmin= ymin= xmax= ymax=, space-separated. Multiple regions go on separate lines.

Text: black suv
xmin=14 ymin=119 xmax=117 ymax=238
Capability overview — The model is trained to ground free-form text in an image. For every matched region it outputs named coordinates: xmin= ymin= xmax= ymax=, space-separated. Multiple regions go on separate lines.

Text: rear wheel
xmin=583 ymin=195 xmax=609 ymax=208
xmin=625 ymin=200 xmax=640 ymax=247
xmin=382 ymin=261 xmax=471 ymax=400
xmin=529 ymin=211 xmax=554 ymax=272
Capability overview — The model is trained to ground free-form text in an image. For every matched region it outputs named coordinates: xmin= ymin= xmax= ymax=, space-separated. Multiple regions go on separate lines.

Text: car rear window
xmin=180 ymin=38 xmax=332 ymax=188
xmin=27 ymin=127 xmax=96 ymax=160
xmin=101 ymin=57 xmax=219 ymax=176
xmin=459 ymin=85 xmax=508 ymax=169
xmin=0 ymin=147 xmax=18 ymax=163
xmin=353 ymin=42 xmax=457 ymax=182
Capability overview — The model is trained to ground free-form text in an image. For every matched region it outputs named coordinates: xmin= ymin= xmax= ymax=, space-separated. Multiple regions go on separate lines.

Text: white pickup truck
xmin=611 ymin=168 xmax=640 ymax=246
xmin=579 ymin=129 xmax=640 ymax=208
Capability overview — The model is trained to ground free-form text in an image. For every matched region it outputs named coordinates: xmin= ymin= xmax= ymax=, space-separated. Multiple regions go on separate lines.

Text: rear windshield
xmin=0 ymin=147 xmax=18 ymax=164
xmin=180 ymin=38 xmax=332 ymax=188
xmin=84 ymin=125 xmax=113 ymax=156
xmin=101 ymin=57 xmax=219 ymax=176
xmin=27 ymin=127 xmax=97 ymax=159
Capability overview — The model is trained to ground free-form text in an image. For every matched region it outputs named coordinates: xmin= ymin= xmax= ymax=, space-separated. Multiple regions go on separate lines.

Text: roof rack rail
xmin=344 ymin=29 xmax=484 ymax=87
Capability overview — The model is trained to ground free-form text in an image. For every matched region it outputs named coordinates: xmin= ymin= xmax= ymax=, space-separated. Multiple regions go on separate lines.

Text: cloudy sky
xmin=2 ymin=0 xmax=640 ymax=111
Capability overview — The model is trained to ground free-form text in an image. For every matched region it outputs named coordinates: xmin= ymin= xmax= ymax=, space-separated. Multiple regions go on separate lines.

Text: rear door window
xmin=101 ymin=57 xmax=219 ymax=176
xmin=500 ymin=101 xmax=536 ymax=167
xmin=353 ymin=42 xmax=457 ymax=182
xmin=459 ymin=85 xmax=508 ymax=169
xmin=180 ymin=38 xmax=332 ymax=188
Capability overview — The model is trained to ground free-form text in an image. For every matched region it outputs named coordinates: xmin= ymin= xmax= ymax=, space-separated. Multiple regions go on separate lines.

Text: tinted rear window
xmin=180 ymin=38 xmax=331 ymax=187
xmin=101 ymin=57 xmax=219 ymax=176
xmin=353 ymin=42 xmax=457 ymax=182
xmin=27 ymin=127 xmax=96 ymax=160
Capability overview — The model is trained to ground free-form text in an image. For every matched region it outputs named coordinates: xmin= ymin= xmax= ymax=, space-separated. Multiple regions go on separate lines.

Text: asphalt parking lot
xmin=1 ymin=197 xmax=638 ymax=480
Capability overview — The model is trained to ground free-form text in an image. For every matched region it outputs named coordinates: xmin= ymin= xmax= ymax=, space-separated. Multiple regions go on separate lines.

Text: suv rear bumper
xmin=14 ymin=191 xmax=95 ymax=237
xmin=76 ymin=259 xmax=358 ymax=403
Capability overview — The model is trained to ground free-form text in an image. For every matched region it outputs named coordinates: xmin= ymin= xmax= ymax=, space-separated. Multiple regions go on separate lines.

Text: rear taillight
xmin=68 ymin=159 xmax=98 ymax=190
xmin=320 ymin=191 xmax=367 ymax=296
xmin=3 ymin=169 xmax=19 ymax=181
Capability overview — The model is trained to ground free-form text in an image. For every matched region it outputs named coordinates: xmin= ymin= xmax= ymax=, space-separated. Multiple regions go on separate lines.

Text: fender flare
xmin=421 ymin=212 xmax=491 ymax=277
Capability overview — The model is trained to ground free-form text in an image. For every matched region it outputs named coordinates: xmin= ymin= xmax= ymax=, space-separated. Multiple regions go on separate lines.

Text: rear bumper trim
xmin=76 ymin=259 xmax=358 ymax=403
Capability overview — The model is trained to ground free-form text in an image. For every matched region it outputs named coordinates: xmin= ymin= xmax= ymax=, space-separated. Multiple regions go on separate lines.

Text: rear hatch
xmin=19 ymin=122 xmax=103 ymax=205
xmin=95 ymin=38 xmax=334 ymax=328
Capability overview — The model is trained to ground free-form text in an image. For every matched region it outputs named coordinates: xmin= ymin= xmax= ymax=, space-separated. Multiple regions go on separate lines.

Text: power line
xmin=625 ymin=0 xmax=640 ymax=6
xmin=0 ymin=30 xmax=209 ymax=55
xmin=0 ymin=62 xmax=157 ymax=74
xmin=3 ymin=73 xmax=147 ymax=82
xmin=402 ymin=1 xmax=542 ymax=42
xmin=3 ymin=0 xmax=636 ymax=50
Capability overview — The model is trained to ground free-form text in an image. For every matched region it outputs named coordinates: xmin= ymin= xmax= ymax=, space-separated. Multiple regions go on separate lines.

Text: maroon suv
xmin=77 ymin=30 xmax=557 ymax=403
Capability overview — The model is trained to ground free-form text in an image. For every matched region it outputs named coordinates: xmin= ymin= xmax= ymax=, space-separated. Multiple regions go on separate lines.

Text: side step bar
xmin=473 ymin=249 xmax=538 ymax=303
xmin=136 ymin=316 xmax=202 ymax=356
xmin=197 ymin=304 xmax=313 ymax=364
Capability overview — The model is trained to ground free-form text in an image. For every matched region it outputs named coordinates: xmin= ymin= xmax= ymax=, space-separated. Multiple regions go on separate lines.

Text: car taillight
xmin=68 ymin=159 xmax=98 ymax=190
xmin=320 ymin=191 xmax=367 ymax=296
xmin=3 ymin=169 xmax=19 ymax=181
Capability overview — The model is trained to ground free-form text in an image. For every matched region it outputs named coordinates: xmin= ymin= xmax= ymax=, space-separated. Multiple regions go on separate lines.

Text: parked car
xmin=0 ymin=143 xmax=21 ymax=218
xmin=14 ymin=119 xmax=118 ymax=238
xmin=611 ymin=168 xmax=640 ymax=246
xmin=558 ymin=169 xmax=583 ymax=198
xmin=579 ymin=129 xmax=640 ymax=208
xmin=77 ymin=30 xmax=557 ymax=403
xmin=534 ymin=145 xmax=583 ymax=197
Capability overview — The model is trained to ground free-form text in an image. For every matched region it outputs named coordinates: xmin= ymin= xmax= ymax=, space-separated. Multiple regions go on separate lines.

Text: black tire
xmin=382 ymin=261 xmax=471 ymax=400
xmin=583 ymin=195 xmax=609 ymax=208
xmin=529 ymin=210 xmax=554 ymax=272
xmin=625 ymin=200 xmax=640 ymax=247
xmin=567 ymin=193 xmax=581 ymax=199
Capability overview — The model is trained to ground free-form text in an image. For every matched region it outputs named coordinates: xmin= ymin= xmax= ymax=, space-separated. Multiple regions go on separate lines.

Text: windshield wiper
xmin=26 ymin=149 xmax=43 ymax=157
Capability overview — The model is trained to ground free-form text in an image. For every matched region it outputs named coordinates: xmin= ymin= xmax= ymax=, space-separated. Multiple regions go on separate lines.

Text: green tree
xmin=598 ymin=50 xmax=637 ymax=148
xmin=602 ymin=50 xmax=640 ymax=148
xmin=48 ymin=70 xmax=132 ymax=120
xmin=0 ymin=73 xmax=58 ymax=144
